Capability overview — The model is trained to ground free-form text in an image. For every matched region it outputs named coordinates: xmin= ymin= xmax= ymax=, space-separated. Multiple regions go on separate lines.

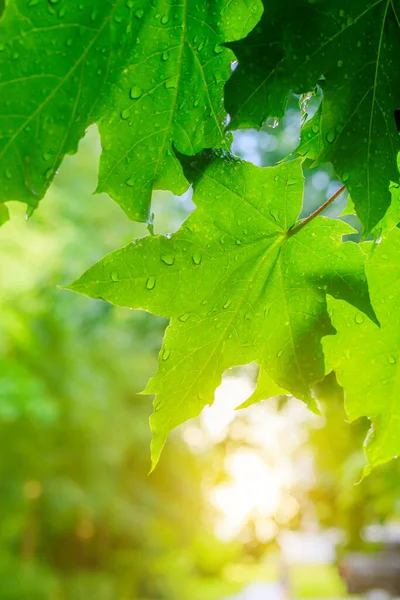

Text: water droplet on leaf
xmin=146 ymin=276 xmax=156 ymax=290
xmin=192 ymin=252 xmax=202 ymax=265
xmin=130 ymin=86 xmax=142 ymax=99
xmin=161 ymin=253 xmax=174 ymax=265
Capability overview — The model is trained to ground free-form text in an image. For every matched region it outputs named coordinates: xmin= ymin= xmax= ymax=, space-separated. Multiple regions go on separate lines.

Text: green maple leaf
xmin=68 ymin=153 xmax=375 ymax=468
xmin=324 ymin=228 xmax=400 ymax=472
xmin=226 ymin=0 xmax=400 ymax=233
xmin=238 ymin=366 xmax=288 ymax=410
xmin=297 ymin=105 xmax=323 ymax=163
xmin=0 ymin=0 xmax=261 ymax=220
xmin=0 ymin=204 xmax=9 ymax=226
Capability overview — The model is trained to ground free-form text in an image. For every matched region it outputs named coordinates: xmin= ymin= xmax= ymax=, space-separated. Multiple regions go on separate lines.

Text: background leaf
xmin=324 ymin=229 xmax=400 ymax=471
xmin=0 ymin=0 xmax=262 ymax=220
xmin=226 ymin=0 xmax=400 ymax=233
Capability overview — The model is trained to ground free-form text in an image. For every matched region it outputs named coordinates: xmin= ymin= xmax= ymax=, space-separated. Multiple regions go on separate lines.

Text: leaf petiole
xmin=287 ymin=184 xmax=346 ymax=237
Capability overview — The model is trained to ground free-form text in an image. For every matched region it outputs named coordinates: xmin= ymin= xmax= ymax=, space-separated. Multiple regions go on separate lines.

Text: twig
xmin=287 ymin=184 xmax=346 ymax=237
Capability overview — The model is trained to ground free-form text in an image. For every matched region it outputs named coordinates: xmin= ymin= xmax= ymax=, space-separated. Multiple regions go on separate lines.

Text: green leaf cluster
xmin=2 ymin=0 xmax=400 ymax=472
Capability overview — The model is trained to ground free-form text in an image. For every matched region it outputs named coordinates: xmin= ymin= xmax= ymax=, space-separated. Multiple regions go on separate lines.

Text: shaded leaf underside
xmin=226 ymin=0 xmax=400 ymax=233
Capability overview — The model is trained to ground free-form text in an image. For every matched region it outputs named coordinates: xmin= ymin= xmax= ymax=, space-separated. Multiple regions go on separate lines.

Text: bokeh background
xmin=1 ymin=94 xmax=400 ymax=600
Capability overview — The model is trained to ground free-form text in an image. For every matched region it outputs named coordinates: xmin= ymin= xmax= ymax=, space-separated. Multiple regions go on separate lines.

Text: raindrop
xmin=388 ymin=355 xmax=397 ymax=365
xmin=277 ymin=349 xmax=284 ymax=358
xmin=161 ymin=14 xmax=169 ymax=24
xmin=161 ymin=253 xmax=174 ymax=265
xmin=223 ymin=299 xmax=232 ymax=309
xmin=354 ymin=314 xmax=364 ymax=324
xmin=135 ymin=9 xmax=144 ymax=18
xmin=162 ymin=51 xmax=169 ymax=61
xmin=179 ymin=313 xmax=190 ymax=322
xmin=326 ymin=131 xmax=336 ymax=143
xmin=146 ymin=276 xmax=156 ymax=290
xmin=130 ymin=85 xmax=143 ymax=99
xmin=162 ymin=348 xmax=170 ymax=360
xmin=165 ymin=78 xmax=177 ymax=90
xmin=120 ymin=107 xmax=131 ymax=120
xmin=192 ymin=252 xmax=202 ymax=265
xmin=111 ymin=271 xmax=119 ymax=281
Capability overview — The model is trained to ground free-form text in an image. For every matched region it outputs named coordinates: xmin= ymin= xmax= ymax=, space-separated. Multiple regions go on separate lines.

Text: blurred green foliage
xmin=0 ymin=128 xmax=238 ymax=600
xmin=303 ymin=373 xmax=400 ymax=550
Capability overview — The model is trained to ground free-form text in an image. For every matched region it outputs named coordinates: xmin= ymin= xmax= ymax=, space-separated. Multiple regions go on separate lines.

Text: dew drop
xmin=337 ymin=59 xmax=343 ymax=67
xmin=135 ymin=9 xmax=144 ymax=18
xmin=161 ymin=253 xmax=174 ymax=265
xmin=165 ymin=78 xmax=177 ymax=89
xmin=223 ymin=299 xmax=232 ymax=309
xmin=326 ymin=131 xmax=336 ymax=143
xmin=192 ymin=252 xmax=202 ymax=265
xmin=354 ymin=314 xmax=364 ymax=324
xmin=179 ymin=313 xmax=190 ymax=322
xmin=121 ymin=107 xmax=131 ymax=120
xmin=162 ymin=50 xmax=169 ymax=61
xmin=388 ymin=355 xmax=397 ymax=365
xmin=111 ymin=271 xmax=119 ymax=281
xmin=146 ymin=276 xmax=156 ymax=290
xmin=162 ymin=348 xmax=170 ymax=361
xmin=277 ymin=349 xmax=284 ymax=358
xmin=130 ymin=85 xmax=143 ymax=99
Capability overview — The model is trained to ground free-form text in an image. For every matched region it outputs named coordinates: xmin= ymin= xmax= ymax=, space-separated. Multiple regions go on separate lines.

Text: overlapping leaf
xmin=226 ymin=0 xmax=400 ymax=233
xmin=69 ymin=153 xmax=375 ymax=467
xmin=0 ymin=0 xmax=261 ymax=220
xmin=324 ymin=229 xmax=400 ymax=471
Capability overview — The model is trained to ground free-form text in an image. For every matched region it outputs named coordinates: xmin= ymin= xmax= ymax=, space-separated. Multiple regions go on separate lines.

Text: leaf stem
xmin=287 ymin=184 xmax=346 ymax=237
